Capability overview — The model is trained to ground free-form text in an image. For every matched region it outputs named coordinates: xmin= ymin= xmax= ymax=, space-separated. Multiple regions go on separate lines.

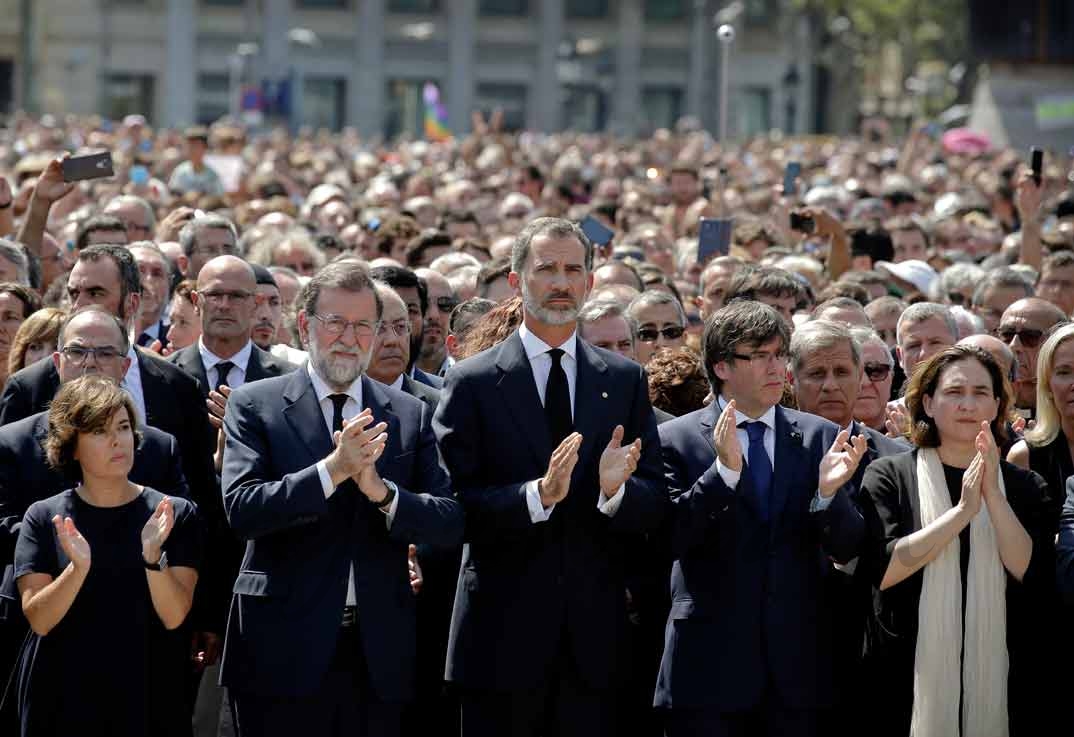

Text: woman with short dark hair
xmin=13 ymin=375 xmax=202 ymax=736
xmin=857 ymin=345 xmax=1053 ymax=736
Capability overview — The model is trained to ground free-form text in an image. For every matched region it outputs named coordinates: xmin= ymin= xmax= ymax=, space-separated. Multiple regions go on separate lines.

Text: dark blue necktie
xmin=744 ymin=421 xmax=772 ymax=522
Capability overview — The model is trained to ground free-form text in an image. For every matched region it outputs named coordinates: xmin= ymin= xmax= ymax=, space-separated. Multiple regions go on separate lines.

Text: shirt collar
xmin=717 ymin=395 xmax=777 ymax=432
xmin=390 ymin=374 xmax=405 ymax=391
xmin=518 ymin=323 xmax=578 ymax=363
xmin=306 ymin=360 xmax=364 ymax=407
xmin=124 ymin=346 xmax=139 ymax=381
xmin=199 ymin=338 xmax=254 ymax=373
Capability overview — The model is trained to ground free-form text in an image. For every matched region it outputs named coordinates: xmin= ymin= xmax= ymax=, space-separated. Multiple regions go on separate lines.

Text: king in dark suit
xmin=220 ymin=260 xmax=462 ymax=737
xmin=433 ymin=218 xmax=668 ymax=737
xmin=656 ymin=302 xmax=868 ymax=737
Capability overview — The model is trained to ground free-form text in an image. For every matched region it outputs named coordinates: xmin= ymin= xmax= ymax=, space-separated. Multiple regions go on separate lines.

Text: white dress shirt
xmin=517 ymin=324 xmax=625 ymax=523
xmin=121 ymin=348 xmax=147 ymax=424
xmin=307 ymin=363 xmax=398 ymax=607
xmin=199 ymin=338 xmax=253 ymax=389
xmin=713 ymin=396 xmax=832 ymax=510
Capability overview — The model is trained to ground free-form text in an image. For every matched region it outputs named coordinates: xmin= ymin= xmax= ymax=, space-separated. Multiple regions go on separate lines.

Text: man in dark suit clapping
xmin=434 ymin=217 xmax=668 ymax=736
xmin=220 ymin=260 xmax=463 ymax=737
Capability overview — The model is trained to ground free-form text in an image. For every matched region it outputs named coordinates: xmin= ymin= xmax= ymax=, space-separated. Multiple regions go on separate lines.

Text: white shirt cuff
xmin=811 ymin=490 xmax=835 ymax=511
xmin=525 ymin=480 xmax=555 ymax=523
xmin=715 ymin=458 xmax=741 ymax=490
xmin=316 ymin=460 xmax=336 ymax=498
xmin=380 ymin=480 xmax=399 ymax=528
xmin=597 ymin=483 xmax=626 ymax=517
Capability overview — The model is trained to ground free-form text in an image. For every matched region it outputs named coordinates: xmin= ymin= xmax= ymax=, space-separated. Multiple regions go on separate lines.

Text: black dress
xmin=12 ymin=487 xmax=202 ymax=737
xmin=1025 ymin=432 xmax=1073 ymax=531
xmin=857 ymin=451 xmax=1054 ymax=737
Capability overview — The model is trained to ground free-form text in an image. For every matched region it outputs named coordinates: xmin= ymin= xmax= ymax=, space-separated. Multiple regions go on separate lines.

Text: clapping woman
xmin=12 ymin=375 xmax=202 ymax=736
xmin=856 ymin=345 xmax=1053 ymax=737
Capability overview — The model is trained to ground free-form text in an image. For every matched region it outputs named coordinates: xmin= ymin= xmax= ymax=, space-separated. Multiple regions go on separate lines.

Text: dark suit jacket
xmin=219 ymin=370 xmax=462 ymax=700
xmin=654 ymin=403 xmax=864 ymax=712
xmin=401 ymin=374 xmax=440 ymax=415
xmin=411 ymin=366 xmax=443 ymax=390
xmin=433 ymin=331 xmax=668 ymax=692
xmin=167 ymin=341 xmax=297 ymax=399
xmin=0 ymin=351 xmax=221 ymax=628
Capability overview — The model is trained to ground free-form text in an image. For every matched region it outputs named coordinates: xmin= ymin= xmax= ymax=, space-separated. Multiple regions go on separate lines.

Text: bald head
xmin=54 ymin=307 xmax=132 ymax=384
xmin=957 ymin=334 xmax=1015 ymax=380
xmin=194 ymin=255 xmax=258 ymax=353
xmin=197 ymin=255 xmax=257 ymax=292
xmin=998 ymin=297 xmax=1069 ymax=409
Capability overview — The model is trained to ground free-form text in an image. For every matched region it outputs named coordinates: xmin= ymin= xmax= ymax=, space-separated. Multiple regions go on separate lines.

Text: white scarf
xmin=911 ymin=448 xmax=1008 ymax=737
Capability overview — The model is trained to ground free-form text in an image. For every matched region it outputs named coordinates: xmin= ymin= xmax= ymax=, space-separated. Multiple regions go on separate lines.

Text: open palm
xmin=52 ymin=515 xmax=91 ymax=568
xmin=819 ymin=431 xmax=868 ymax=497
xmin=141 ymin=497 xmax=175 ymax=558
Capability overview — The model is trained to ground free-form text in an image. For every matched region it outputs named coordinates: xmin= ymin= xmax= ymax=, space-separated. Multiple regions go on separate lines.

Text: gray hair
xmin=179 ymin=214 xmax=239 ymax=257
xmin=510 ymin=216 xmax=594 ymax=274
xmin=789 ymin=319 xmax=861 ymax=376
xmin=0 ymin=239 xmax=30 ymax=286
xmin=577 ymin=298 xmax=637 ymax=340
xmin=849 ymin=327 xmax=893 ymax=365
xmin=626 ymin=289 xmax=687 ymax=327
xmin=298 ymin=259 xmax=382 ymax=320
xmin=249 ymin=228 xmax=325 ymax=271
xmin=931 ymin=262 xmax=985 ymax=302
xmin=106 ymin=195 xmax=157 ymax=230
xmin=896 ymin=302 xmax=958 ymax=346
xmin=57 ymin=305 xmax=131 ymax=356
xmin=949 ymin=305 xmax=985 ymax=338
xmin=970 ymin=267 xmax=1034 ymax=308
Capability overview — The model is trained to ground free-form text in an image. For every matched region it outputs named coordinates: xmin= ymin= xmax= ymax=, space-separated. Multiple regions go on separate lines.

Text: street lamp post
xmin=716 ymin=24 xmax=735 ymax=142
xmin=783 ymin=64 xmax=800 ymax=135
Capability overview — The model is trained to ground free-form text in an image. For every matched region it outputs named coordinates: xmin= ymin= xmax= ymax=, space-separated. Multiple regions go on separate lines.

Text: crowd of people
xmin=0 ymin=110 xmax=1071 ymax=737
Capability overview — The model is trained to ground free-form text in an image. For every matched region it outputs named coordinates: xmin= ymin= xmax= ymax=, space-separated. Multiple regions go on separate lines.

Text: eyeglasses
xmin=995 ymin=326 xmax=1044 ymax=348
xmin=61 ymin=345 xmax=123 ymax=364
xmin=191 ymin=244 xmax=239 ymax=257
xmin=312 ymin=313 xmax=380 ymax=338
xmin=637 ymin=325 xmax=685 ymax=343
xmin=199 ymin=290 xmax=253 ymax=305
xmin=434 ymin=296 xmax=459 ymax=313
xmin=594 ymin=339 xmax=634 ymax=353
xmin=863 ymin=362 xmax=892 ymax=381
xmin=377 ymin=320 xmax=411 ymax=337
xmin=731 ymin=350 xmax=788 ymax=367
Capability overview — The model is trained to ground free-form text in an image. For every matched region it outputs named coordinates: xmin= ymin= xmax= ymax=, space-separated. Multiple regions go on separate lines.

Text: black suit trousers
xmin=231 ymin=627 xmax=402 ymax=737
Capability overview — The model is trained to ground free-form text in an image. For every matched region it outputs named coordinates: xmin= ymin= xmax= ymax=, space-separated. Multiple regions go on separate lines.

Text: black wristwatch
xmin=375 ymin=481 xmax=397 ymax=510
xmin=144 ymin=551 xmax=169 ymax=571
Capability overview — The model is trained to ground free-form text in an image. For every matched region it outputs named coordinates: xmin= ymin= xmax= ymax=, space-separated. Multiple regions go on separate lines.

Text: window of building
xmin=297 ymin=0 xmax=348 ymax=7
xmin=744 ymin=0 xmax=774 ymax=25
xmin=475 ymin=83 xmax=527 ymax=131
xmin=388 ymin=0 xmax=438 ymax=12
xmin=641 ymin=86 xmax=683 ymax=131
xmin=644 ymin=0 xmax=686 ymax=21
xmin=203 ymin=0 xmax=245 ymax=6
xmin=480 ymin=0 xmax=526 ymax=15
xmin=196 ymin=72 xmax=231 ymax=124
xmin=385 ymin=78 xmax=441 ymax=139
xmin=566 ymin=0 xmax=608 ymax=19
xmin=562 ymin=85 xmax=607 ymax=132
xmin=737 ymin=86 xmax=771 ymax=137
xmin=105 ymin=74 xmax=155 ymax=122
xmin=303 ymin=77 xmax=347 ymax=130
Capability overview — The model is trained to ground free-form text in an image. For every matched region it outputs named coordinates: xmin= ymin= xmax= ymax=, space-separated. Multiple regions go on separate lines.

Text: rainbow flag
xmin=423 ymin=82 xmax=451 ymax=141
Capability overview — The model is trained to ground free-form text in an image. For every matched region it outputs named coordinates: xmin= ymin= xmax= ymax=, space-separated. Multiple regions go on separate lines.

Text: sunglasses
xmin=637 ymin=325 xmax=685 ymax=343
xmin=435 ymin=296 xmax=460 ymax=313
xmin=863 ymin=362 xmax=892 ymax=382
xmin=995 ymin=327 xmax=1044 ymax=348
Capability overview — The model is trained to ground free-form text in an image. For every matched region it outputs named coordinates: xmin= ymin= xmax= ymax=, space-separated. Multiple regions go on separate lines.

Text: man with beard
xmin=220 ymin=260 xmax=462 ymax=737
xmin=370 ymin=265 xmax=443 ymax=389
xmin=250 ymin=263 xmax=308 ymax=365
xmin=434 ymin=217 xmax=667 ymax=736
xmin=414 ymin=267 xmax=457 ymax=377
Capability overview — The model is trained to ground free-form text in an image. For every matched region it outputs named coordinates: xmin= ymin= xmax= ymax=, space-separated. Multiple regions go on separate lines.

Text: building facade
xmin=0 ymin=0 xmax=815 ymax=138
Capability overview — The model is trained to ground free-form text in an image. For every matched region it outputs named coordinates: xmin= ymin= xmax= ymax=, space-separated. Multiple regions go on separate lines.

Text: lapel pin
xmin=601 ymin=392 xmax=608 ymax=398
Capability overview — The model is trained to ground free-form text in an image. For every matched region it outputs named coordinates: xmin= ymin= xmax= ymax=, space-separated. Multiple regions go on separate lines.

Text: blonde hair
xmin=1025 ymin=323 xmax=1074 ymax=447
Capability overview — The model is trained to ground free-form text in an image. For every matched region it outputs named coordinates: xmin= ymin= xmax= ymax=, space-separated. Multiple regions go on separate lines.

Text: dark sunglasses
xmin=435 ymin=296 xmax=460 ymax=313
xmin=995 ymin=327 xmax=1044 ymax=348
xmin=637 ymin=325 xmax=686 ymax=343
xmin=863 ymin=363 xmax=892 ymax=382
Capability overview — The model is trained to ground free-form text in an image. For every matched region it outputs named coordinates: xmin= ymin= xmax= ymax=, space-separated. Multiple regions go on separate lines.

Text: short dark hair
xmin=884 ymin=215 xmax=931 ymax=249
xmin=449 ymin=297 xmax=496 ymax=336
xmin=298 ymin=260 xmax=382 ymax=320
xmin=373 ymin=215 xmax=421 ymax=256
xmin=702 ymin=301 xmax=790 ymax=394
xmin=404 ymin=229 xmax=453 ymax=268
xmin=510 ymin=217 xmax=594 ymax=274
xmin=0 ymin=281 xmax=41 ymax=317
xmin=726 ymin=266 xmax=803 ymax=304
xmin=905 ymin=345 xmax=1011 ymax=447
xmin=815 ymin=282 xmax=870 ymax=306
xmin=1042 ymin=249 xmax=1074 ymax=273
xmin=75 ymin=215 xmax=127 ymax=252
xmin=476 ymin=258 xmax=511 ymax=298
xmin=440 ymin=209 xmax=481 ymax=230
xmin=848 ymin=223 xmax=895 ymax=264
xmin=76 ymin=244 xmax=142 ymax=313
xmin=46 ymin=375 xmax=142 ymax=480
xmin=970 ymin=267 xmax=1034 ymax=308
xmin=370 ymin=264 xmax=428 ymax=316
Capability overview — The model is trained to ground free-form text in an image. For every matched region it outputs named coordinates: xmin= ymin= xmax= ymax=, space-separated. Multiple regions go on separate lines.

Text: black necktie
xmin=329 ymin=393 xmax=348 ymax=434
xmin=545 ymin=348 xmax=572 ymax=447
xmin=136 ymin=332 xmax=154 ymax=347
xmin=214 ymin=361 xmax=235 ymax=389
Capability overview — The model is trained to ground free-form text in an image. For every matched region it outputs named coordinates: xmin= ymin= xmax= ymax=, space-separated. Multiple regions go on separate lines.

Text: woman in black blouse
xmin=13 ymin=376 xmax=202 ymax=736
xmin=858 ymin=345 xmax=1052 ymax=737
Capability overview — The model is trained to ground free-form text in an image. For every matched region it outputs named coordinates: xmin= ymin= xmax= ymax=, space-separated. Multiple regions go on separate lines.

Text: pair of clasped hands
xmin=536 ymin=426 xmax=643 ymax=508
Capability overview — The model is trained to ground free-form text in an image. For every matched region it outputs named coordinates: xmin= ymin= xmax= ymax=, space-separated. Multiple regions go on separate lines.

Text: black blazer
xmin=433 ymin=331 xmax=668 ymax=692
xmin=401 ymin=373 xmax=440 ymax=415
xmin=411 ymin=366 xmax=443 ymax=390
xmin=167 ymin=342 xmax=297 ymax=398
xmin=219 ymin=370 xmax=462 ymax=700
xmin=654 ymin=403 xmax=864 ymax=713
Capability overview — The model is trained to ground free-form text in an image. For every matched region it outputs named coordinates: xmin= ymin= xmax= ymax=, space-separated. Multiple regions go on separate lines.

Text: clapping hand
xmin=975 ymin=421 xmax=1002 ymax=502
xmin=52 ymin=515 xmax=91 ymax=570
xmin=959 ymin=451 xmax=984 ymax=518
xmin=207 ymin=385 xmax=232 ymax=429
xmin=141 ymin=497 xmax=175 ymax=564
xmin=408 ymin=544 xmax=423 ymax=595
xmin=599 ymin=425 xmax=641 ymax=498
xmin=712 ymin=399 xmax=742 ymax=472
xmin=818 ymin=430 xmax=869 ymax=498
xmin=885 ymin=403 xmax=910 ymax=438
xmin=539 ymin=432 xmax=582 ymax=507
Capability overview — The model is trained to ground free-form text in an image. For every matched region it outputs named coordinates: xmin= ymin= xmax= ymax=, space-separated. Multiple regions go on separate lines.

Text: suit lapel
xmin=362 ymin=376 xmax=402 ymax=475
xmin=572 ymin=341 xmax=609 ymax=471
xmin=245 ymin=345 xmax=276 ymax=384
xmin=176 ymin=345 xmax=210 ymax=397
xmin=283 ymin=369 xmax=334 ymax=462
xmin=770 ymin=406 xmax=806 ymax=525
xmin=495 ymin=332 xmax=552 ymax=469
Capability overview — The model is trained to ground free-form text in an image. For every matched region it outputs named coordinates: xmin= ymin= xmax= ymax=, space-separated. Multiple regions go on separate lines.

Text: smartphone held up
xmin=61 ymin=152 xmax=115 ymax=183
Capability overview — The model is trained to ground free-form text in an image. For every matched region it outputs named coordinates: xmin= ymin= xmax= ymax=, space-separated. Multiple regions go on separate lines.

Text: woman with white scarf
xmin=857 ymin=345 xmax=1053 ymax=737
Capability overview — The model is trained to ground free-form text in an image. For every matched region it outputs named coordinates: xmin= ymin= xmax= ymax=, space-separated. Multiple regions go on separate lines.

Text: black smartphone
xmin=61 ymin=152 xmax=115 ymax=182
xmin=789 ymin=210 xmax=815 ymax=234
xmin=1030 ymin=147 xmax=1044 ymax=187
xmin=580 ymin=215 xmax=614 ymax=248
xmin=698 ymin=218 xmax=733 ymax=264
xmin=782 ymin=161 xmax=801 ymax=197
